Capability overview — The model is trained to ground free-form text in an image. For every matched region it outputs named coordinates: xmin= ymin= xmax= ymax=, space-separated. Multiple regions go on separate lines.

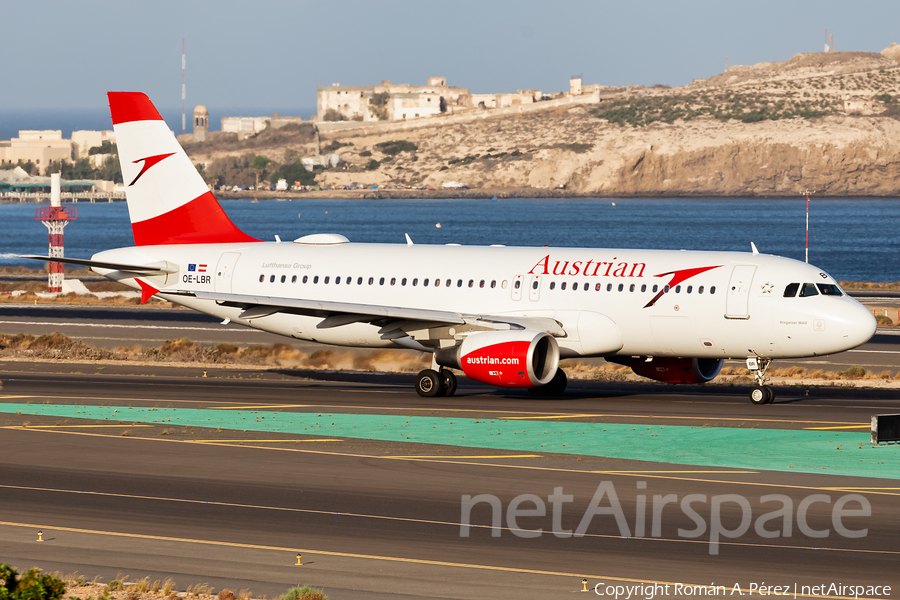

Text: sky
xmin=2 ymin=0 xmax=898 ymax=113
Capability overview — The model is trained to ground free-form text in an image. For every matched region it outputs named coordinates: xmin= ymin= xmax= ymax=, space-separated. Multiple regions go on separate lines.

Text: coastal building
xmin=221 ymin=112 xmax=304 ymax=140
xmin=0 ymin=166 xmax=95 ymax=193
xmin=316 ymin=78 xmax=470 ymax=122
xmin=193 ymin=105 xmax=209 ymax=142
xmin=0 ymin=130 xmax=72 ymax=168
xmin=71 ymin=130 xmax=116 ymax=159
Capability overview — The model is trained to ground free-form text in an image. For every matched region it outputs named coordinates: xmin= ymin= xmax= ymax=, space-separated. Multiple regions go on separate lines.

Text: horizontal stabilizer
xmin=18 ymin=255 xmax=179 ymax=275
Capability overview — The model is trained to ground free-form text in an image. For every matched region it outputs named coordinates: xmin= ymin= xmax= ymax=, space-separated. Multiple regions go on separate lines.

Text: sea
xmin=0 ymin=198 xmax=897 ymax=283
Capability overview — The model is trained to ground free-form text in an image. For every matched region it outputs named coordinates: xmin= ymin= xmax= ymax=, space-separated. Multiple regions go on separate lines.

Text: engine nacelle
xmin=436 ymin=330 xmax=559 ymax=388
xmin=616 ymin=357 xmax=724 ymax=384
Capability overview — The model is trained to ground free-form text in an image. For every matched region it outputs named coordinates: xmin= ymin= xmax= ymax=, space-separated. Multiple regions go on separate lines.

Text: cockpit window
xmin=817 ymin=283 xmax=843 ymax=296
xmin=799 ymin=283 xmax=819 ymax=297
xmin=783 ymin=283 xmax=799 ymax=298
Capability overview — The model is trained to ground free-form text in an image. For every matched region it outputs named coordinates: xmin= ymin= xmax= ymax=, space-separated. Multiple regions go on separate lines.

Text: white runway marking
xmin=0 ymin=320 xmax=247 ymax=333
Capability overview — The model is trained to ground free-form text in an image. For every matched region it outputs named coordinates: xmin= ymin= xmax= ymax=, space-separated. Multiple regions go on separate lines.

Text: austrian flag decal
xmin=188 ymin=263 xmax=207 ymax=273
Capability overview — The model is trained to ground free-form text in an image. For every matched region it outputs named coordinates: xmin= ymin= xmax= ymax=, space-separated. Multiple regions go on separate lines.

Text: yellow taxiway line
xmin=0 ymin=518 xmax=891 ymax=598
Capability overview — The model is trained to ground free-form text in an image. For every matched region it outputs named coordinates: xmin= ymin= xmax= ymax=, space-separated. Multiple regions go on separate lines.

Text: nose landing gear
xmin=747 ymin=355 xmax=775 ymax=404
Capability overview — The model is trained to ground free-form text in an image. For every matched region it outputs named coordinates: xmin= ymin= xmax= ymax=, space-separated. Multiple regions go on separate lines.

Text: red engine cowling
xmin=619 ymin=357 xmax=724 ymax=384
xmin=436 ymin=330 xmax=559 ymax=388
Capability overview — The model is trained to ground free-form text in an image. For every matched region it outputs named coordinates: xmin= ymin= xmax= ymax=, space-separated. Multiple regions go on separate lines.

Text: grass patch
xmin=281 ymin=586 xmax=328 ymax=600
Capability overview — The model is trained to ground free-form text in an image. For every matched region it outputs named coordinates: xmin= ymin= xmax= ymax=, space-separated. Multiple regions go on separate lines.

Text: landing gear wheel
xmin=415 ymin=369 xmax=444 ymax=397
xmin=441 ymin=370 xmax=458 ymax=397
xmin=529 ymin=369 xmax=568 ymax=397
xmin=750 ymin=386 xmax=772 ymax=405
xmin=765 ymin=386 xmax=776 ymax=404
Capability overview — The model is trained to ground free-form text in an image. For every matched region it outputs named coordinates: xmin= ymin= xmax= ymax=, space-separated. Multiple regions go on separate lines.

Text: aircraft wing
xmin=191 ymin=290 xmax=565 ymax=337
xmin=18 ymin=255 xmax=179 ymax=275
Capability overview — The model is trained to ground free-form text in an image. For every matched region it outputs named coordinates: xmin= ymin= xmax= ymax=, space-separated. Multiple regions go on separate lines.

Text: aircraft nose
xmin=842 ymin=301 xmax=877 ymax=349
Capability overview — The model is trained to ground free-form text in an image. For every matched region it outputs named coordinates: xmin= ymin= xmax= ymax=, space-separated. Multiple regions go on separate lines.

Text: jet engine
xmin=435 ymin=330 xmax=559 ymax=388
xmin=614 ymin=357 xmax=724 ymax=384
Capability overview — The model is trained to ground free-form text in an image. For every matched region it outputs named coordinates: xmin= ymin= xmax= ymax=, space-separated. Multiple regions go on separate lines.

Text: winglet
xmin=136 ymin=279 xmax=159 ymax=304
xmin=751 ymin=242 xmax=759 ymax=255
xmin=405 ymin=233 xmax=414 ymax=246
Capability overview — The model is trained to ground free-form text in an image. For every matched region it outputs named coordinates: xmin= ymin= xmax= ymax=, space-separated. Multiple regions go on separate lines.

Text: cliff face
xmin=188 ymin=49 xmax=900 ymax=197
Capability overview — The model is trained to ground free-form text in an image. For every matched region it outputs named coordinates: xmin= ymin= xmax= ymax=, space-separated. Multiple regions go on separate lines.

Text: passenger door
xmin=725 ymin=265 xmax=756 ymax=319
xmin=214 ymin=252 xmax=241 ymax=293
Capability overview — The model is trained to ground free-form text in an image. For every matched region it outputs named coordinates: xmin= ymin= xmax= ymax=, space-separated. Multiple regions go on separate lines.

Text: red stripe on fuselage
xmin=108 ymin=92 xmax=164 ymax=125
xmin=131 ymin=191 xmax=260 ymax=246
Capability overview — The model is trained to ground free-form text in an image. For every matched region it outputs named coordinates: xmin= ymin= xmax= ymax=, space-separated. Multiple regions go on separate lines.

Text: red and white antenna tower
xmin=182 ymin=39 xmax=186 ymax=135
xmin=35 ymin=173 xmax=77 ymax=293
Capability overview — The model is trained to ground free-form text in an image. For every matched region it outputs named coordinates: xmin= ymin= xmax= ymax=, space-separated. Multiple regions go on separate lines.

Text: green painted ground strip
xmin=2 ymin=403 xmax=897 ymax=479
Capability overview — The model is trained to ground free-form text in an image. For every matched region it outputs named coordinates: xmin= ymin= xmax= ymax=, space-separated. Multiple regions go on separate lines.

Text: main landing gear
xmin=415 ymin=368 xmax=457 ymax=398
xmin=747 ymin=356 xmax=775 ymax=404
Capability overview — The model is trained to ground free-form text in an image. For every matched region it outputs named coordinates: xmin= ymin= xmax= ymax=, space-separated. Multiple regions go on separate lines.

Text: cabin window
xmin=572 ymin=282 xmax=579 ymax=291
xmin=618 ymin=283 xmax=624 ymax=292
xmin=675 ymin=285 xmax=681 ymax=293
xmin=595 ymin=283 xmax=602 ymax=291
xmin=641 ymin=284 xmax=646 ymax=292
xmin=664 ymin=285 xmax=670 ymax=293
xmin=335 ymin=276 xmax=341 ymax=284
xmin=313 ymin=276 xmax=319 ymax=284
xmin=401 ymin=278 xmax=407 ymax=286
xmin=292 ymin=275 xmax=297 ymax=283
xmin=259 ymin=275 xmax=264 ymax=283
xmin=379 ymin=277 xmax=385 ymax=285
xmin=479 ymin=280 xmax=485 ymax=288
xmin=687 ymin=285 xmax=692 ymax=294
xmin=270 ymin=275 xmax=276 ymax=283
xmin=514 ymin=280 xmax=521 ymax=289
xmin=303 ymin=275 xmax=308 ymax=284
xmin=357 ymin=277 xmax=363 ymax=285
xmin=607 ymin=283 xmax=612 ymax=291
xmin=561 ymin=282 xmax=567 ymax=290
xmin=390 ymin=277 xmax=396 ymax=286
xmin=710 ymin=286 xmax=716 ymax=294
xmin=446 ymin=279 xmax=452 ymax=287
xmin=368 ymin=277 xmax=374 ymax=285
xmin=799 ymin=282 xmax=819 ymax=297
xmin=698 ymin=285 xmax=704 ymax=294
xmin=652 ymin=285 xmax=658 ymax=293
xmin=412 ymin=278 xmax=418 ymax=286
xmin=817 ymin=283 xmax=843 ymax=296
xmin=424 ymin=278 xmax=430 ymax=286
xmin=491 ymin=280 xmax=497 ymax=288
xmin=324 ymin=276 xmax=330 ymax=284
xmin=347 ymin=277 xmax=351 ymax=284
xmin=550 ymin=282 xmax=556 ymax=290
xmin=280 ymin=275 xmax=286 ymax=283
xmin=470 ymin=280 xmax=475 ymax=288
xmin=532 ymin=280 xmax=538 ymax=290
xmin=457 ymin=279 xmax=463 ymax=287
xmin=629 ymin=284 xmax=635 ymax=292
xmin=435 ymin=278 xmax=441 ymax=287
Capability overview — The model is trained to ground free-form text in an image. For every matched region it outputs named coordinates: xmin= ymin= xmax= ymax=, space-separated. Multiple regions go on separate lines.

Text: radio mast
xmin=182 ymin=39 xmax=186 ymax=135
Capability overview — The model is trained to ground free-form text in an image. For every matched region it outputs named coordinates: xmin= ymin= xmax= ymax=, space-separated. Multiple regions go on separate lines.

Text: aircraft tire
xmin=750 ymin=386 xmax=768 ymax=405
xmin=765 ymin=386 xmax=776 ymax=404
xmin=416 ymin=369 xmax=444 ymax=397
xmin=441 ymin=370 xmax=458 ymax=397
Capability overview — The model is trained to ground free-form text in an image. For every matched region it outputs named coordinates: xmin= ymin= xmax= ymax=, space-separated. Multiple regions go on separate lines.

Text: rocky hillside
xmin=187 ymin=48 xmax=900 ymax=197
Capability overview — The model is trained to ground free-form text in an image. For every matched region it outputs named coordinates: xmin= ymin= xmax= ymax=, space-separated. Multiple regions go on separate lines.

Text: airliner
xmin=24 ymin=92 xmax=877 ymax=404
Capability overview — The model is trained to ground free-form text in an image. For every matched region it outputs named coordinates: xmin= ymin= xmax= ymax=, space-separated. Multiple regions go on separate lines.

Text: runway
xmin=1 ymin=363 xmax=898 ymax=600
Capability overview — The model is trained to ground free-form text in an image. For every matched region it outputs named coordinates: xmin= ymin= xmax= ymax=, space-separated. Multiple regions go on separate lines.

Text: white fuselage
xmin=92 ymin=240 xmax=876 ymax=361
